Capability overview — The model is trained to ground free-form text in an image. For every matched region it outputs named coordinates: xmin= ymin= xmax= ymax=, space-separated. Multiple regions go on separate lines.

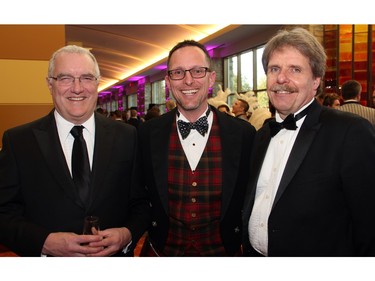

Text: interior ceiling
xmin=65 ymin=24 xmax=281 ymax=92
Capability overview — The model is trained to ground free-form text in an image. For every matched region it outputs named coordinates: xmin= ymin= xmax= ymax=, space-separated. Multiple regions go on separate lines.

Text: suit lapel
xmin=216 ymin=108 xmax=242 ymax=216
xmin=90 ymin=113 xmax=114 ymax=208
xmin=272 ymin=100 xmax=322 ymax=208
xmin=33 ymin=111 xmax=83 ymax=208
xmin=150 ymin=110 xmax=175 ymax=212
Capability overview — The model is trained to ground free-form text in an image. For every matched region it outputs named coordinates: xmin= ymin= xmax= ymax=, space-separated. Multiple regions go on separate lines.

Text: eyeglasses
xmin=168 ymin=67 xmax=210 ymax=80
xmin=49 ymin=74 xmax=98 ymax=86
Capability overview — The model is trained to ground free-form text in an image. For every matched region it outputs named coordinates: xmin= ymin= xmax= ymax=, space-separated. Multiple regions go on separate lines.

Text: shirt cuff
xmin=122 ymin=240 xmax=133 ymax=254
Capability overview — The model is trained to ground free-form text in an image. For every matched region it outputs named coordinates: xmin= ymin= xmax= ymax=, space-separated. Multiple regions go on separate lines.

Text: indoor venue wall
xmin=0 ymin=25 xmax=65 ymax=147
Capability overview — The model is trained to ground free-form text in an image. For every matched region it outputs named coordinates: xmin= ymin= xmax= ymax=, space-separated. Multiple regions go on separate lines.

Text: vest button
xmin=192 ymin=182 xmax=197 ymax=187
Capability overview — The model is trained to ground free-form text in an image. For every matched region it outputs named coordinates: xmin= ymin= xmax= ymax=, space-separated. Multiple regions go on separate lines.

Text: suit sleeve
xmin=341 ymin=118 xmax=375 ymax=255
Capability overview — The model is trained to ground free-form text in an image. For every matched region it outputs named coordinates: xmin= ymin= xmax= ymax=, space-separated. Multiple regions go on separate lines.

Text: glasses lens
xmin=80 ymin=75 xmax=97 ymax=84
xmin=190 ymin=67 xmax=207 ymax=78
xmin=169 ymin=70 xmax=184 ymax=80
xmin=57 ymin=75 xmax=74 ymax=85
xmin=55 ymin=75 xmax=97 ymax=86
xmin=168 ymin=67 xmax=208 ymax=80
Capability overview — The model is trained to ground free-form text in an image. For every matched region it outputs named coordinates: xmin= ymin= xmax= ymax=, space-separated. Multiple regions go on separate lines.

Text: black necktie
xmin=71 ymin=125 xmax=91 ymax=205
xmin=269 ymin=103 xmax=312 ymax=137
xmin=177 ymin=108 xmax=210 ymax=139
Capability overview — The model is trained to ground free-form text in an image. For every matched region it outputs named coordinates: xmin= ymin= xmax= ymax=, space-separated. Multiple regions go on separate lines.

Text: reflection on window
xmin=150 ymin=80 xmax=166 ymax=113
xmin=240 ymin=51 xmax=253 ymax=92
xmin=256 ymin=47 xmax=266 ymax=91
xmin=127 ymin=94 xmax=137 ymax=108
xmin=226 ymin=56 xmax=237 ymax=92
xmin=151 ymin=80 xmax=166 ymax=104
xmin=224 ymin=45 xmax=268 ymax=108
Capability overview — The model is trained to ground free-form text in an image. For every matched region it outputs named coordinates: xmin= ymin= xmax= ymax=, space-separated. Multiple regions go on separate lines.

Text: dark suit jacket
xmin=242 ymin=100 xmax=375 ymax=256
xmin=138 ymin=105 xmax=256 ymax=255
xmin=128 ymin=117 xmax=141 ymax=129
xmin=0 ymin=111 xmax=150 ymax=256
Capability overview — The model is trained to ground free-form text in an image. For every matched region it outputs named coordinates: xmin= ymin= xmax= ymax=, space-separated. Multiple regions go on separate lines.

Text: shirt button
xmin=191 ymin=198 xmax=196 ymax=203
xmin=192 ymin=182 xmax=197 ymax=187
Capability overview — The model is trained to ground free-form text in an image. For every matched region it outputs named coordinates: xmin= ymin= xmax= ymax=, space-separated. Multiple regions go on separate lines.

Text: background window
xmin=224 ymin=45 xmax=268 ymax=108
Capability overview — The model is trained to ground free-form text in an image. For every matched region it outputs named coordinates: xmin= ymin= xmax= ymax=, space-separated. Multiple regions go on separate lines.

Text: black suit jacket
xmin=128 ymin=117 xmax=141 ymax=129
xmin=138 ymin=105 xmax=256 ymax=255
xmin=0 ymin=111 xmax=150 ymax=256
xmin=242 ymin=100 xmax=375 ymax=256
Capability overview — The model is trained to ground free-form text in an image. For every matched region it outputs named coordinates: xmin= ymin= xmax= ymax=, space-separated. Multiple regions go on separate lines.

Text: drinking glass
xmin=83 ymin=215 xmax=100 ymax=235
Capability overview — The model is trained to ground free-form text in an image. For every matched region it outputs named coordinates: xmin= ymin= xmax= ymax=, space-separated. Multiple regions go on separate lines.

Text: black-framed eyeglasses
xmin=49 ymin=74 xmax=98 ymax=86
xmin=168 ymin=67 xmax=210 ymax=80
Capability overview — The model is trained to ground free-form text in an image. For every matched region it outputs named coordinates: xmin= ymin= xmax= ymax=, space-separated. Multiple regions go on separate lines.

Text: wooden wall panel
xmin=0 ymin=25 xmax=64 ymax=148
xmin=0 ymin=104 xmax=54 ymax=148
xmin=0 ymin=25 xmax=65 ymax=60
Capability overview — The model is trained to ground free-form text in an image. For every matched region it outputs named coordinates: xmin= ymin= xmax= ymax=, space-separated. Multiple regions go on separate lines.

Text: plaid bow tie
xmin=178 ymin=116 xmax=209 ymax=139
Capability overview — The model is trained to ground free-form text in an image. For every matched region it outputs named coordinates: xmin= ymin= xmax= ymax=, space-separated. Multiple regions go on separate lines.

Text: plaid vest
xmin=163 ymin=112 xmax=226 ymax=256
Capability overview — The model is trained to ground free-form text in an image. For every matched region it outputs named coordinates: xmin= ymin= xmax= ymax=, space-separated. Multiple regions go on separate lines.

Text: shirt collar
xmin=54 ymin=110 xmax=95 ymax=140
xmin=176 ymin=105 xmax=210 ymax=123
xmin=275 ymin=99 xmax=314 ymax=123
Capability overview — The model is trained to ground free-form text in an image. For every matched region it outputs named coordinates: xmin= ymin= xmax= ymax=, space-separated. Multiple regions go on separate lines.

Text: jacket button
xmin=234 ymin=227 xmax=240 ymax=233
xmin=152 ymin=221 xmax=157 ymax=227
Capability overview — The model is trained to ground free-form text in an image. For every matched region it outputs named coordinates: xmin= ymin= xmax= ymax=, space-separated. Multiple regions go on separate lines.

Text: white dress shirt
xmin=249 ymin=100 xmax=312 ymax=256
xmin=54 ymin=110 xmax=95 ymax=175
xmin=176 ymin=107 xmax=213 ymax=171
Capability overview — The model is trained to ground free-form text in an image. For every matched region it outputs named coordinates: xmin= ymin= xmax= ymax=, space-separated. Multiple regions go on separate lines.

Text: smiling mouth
xmin=68 ymin=97 xmax=85 ymax=101
xmin=181 ymin=89 xmax=198 ymax=95
xmin=273 ymin=90 xmax=294 ymax=94
xmin=270 ymin=86 xmax=297 ymax=94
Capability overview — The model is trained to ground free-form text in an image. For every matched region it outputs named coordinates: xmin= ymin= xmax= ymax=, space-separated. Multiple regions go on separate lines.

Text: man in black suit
xmin=138 ymin=40 xmax=256 ymax=256
xmin=0 ymin=45 xmax=149 ymax=257
xmin=242 ymin=27 xmax=375 ymax=256
xmin=127 ymin=107 xmax=142 ymax=128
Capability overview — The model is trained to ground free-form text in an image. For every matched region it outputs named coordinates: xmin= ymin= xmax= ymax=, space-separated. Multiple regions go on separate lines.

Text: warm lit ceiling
xmin=65 ymin=25 xmax=285 ymax=94
xmin=65 ymin=24 xmax=232 ymax=92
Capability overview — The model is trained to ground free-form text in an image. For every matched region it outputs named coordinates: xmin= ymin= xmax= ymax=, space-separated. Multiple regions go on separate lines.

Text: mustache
xmin=269 ymin=85 xmax=298 ymax=93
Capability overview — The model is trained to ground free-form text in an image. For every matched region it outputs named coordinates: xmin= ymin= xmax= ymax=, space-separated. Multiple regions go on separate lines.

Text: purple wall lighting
xmin=137 ymin=79 xmax=145 ymax=115
xmin=98 ymin=91 xmax=111 ymax=97
xmin=127 ymin=76 xmax=145 ymax=82
xmin=155 ymin=64 xmax=167 ymax=71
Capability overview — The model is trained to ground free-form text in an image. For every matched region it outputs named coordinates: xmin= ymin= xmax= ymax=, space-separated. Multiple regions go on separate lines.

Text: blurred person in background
xmin=322 ymin=92 xmax=341 ymax=108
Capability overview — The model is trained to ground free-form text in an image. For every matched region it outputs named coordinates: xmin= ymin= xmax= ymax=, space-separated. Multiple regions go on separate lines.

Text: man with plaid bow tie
xmin=138 ymin=40 xmax=256 ymax=256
